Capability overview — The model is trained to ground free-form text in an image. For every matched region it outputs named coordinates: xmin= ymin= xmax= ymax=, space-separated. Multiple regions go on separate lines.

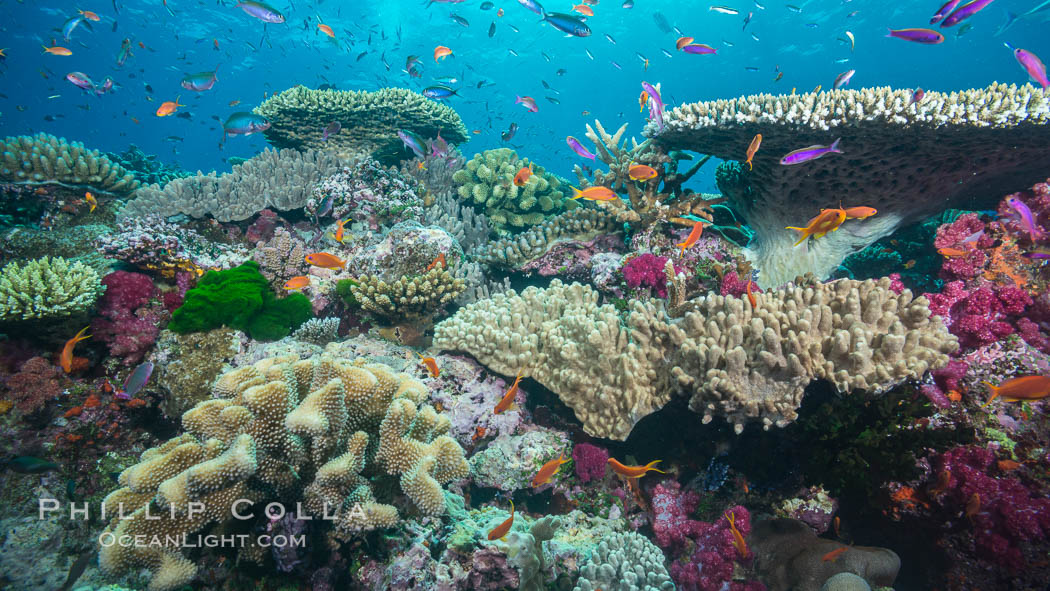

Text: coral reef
xmin=103 ymin=144 xmax=189 ymax=186
xmin=0 ymin=256 xmax=104 ymax=323
xmin=308 ymin=157 xmax=426 ymax=230
xmin=98 ymin=352 xmax=470 ymax=591
xmin=572 ymin=531 xmax=675 ymax=591
xmin=435 ymin=277 xmax=956 ymax=439
xmin=119 ymin=148 xmax=344 ymax=221
xmin=152 ymin=327 xmax=240 ymax=418
xmin=2 ymin=355 xmax=70 ymax=413
xmin=474 ymin=208 xmax=621 ymax=269
xmin=649 ymin=84 xmax=1050 ymax=286
xmin=452 ymin=148 xmax=577 ymax=233
xmin=96 ymin=215 xmax=248 ymax=275
xmin=0 ymin=132 xmax=139 ymax=194
xmin=168 ymin=261 xmax=312 ymax=341
xmin=469 ymin=428 xmax=571 ymax=491
xmin=254 ymin=86 xmax=469 ymax=165
xmin=573 ymin=443 xmax=609 ymax=483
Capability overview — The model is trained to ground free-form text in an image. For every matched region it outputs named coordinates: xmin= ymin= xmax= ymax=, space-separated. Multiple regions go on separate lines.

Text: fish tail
xmin=645 ymin=460 xmax=663 ymax=472
xmin=829 ymin=138 xmax=843 ymax=153
xmin=885 ymin=28 xmax=895 ymax=38
xmin=980 ymin=381 xmax=1000 ymax=407
xmin=570 ymin=186 xmax=584 ymax=200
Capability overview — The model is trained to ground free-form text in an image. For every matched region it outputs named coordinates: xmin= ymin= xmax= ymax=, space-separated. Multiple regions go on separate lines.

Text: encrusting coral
xmin=646 ymin=83 xmax=1050 ymax=287
xmin=0 ymin=255 xmax=104 ymax=323
xmin=435 ymin=277 xmax=957 ymax=439
xmin=452 ymin=148 xmax=577 ymax=234
xmin=98 ymin=353 xmax=470 ymax=591
xmin=253 ymin=86 xmax=469 ymax=165
xmin=119 ymin=148 xmax=344 ymax=222
xmin=0 ymin=132 xmax=139 ymax=194
xmin=351 ymin=267 xmax=465 ymax=322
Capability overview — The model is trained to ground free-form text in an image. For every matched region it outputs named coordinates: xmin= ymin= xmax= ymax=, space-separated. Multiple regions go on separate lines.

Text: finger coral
xmin=434 ymin=277 xmax=957 ymax=439
xmin=648 ymin=83 xmax=1050 ymax=287
xmin=0 ymin=256 xmax=104 ymax=323
xmin=98 ymin=353 xmax=470 ymax=591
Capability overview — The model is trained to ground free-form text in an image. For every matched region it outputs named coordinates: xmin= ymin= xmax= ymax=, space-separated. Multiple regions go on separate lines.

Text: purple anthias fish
xmin=940 ymin=0 xmax=995 ymax=28
xmin=641 ymin=81 xmax=664 ymax=129
xmin=681 ymin=44 xmax=717 ymax=55
xmin=518 ymin=0 xmax=545 ymax=16
xmin=322 ymin=121 xmax=341 ymax=141
xmin=398 ymin=130 xmax=426 ymax=158
xmin=429 ymin=132 xmax=450 ymax=158
xmin=235 ymin=0 xmax=285 ymax=24
xmin=886 ymin=28 xmax=944 ymax=44
xmin=116 ymin=361 xmax=153 ymax=400
xmin=516 ymin=95 xmax=538 ymax=112
xmin=779 ymin=138 xmax=843 ymax=165
xmin=223 ymin=112 xmax=271 ymax=141
xmin=116 ymin=38 xmax=133 ymax=67
xmin=833 ymin=69 xmax=855 ymax=89
xmin=566 ymin=135 xmax=596 ymax=160
xmin=1014 ymin=49 xmax=1050 ymax=91
xmin=930 ymin=0 xmax=961 ymax=24
xmin=1005 ymin=196 xmax=1046 ymax=242
xmin=181 ymin=67 xmax=219 ymax=92
xmin=66 ymin=72 xmax=96 ymax=92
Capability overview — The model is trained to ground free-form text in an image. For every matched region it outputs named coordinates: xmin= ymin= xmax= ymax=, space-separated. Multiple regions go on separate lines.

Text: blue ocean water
xmin=2 ymin=0 xmax=1047 ymax=189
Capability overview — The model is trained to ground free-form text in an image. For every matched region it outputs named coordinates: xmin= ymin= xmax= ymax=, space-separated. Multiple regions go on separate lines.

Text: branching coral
xmin=649 ymin=83 xmax=1050 ymax=286
xmin=254 ymin=86 xmax=469 ymax=165
xmin=119 ymin=148 xmax=344 ymax=222
xmin=572 ymin=119 xmax=721 ymax=232
xmin=452 ymin=148 xmax=577 ymax=234
xmin=252 ymin=227 xmax=308 ymax=290
xmin=0 ymin=256 xmax=104 ymax=323
xmin=1 ymin=132 xmax=139 ymax=194
xmin=435 ymin=277 xmax=956 ymax=439
xmin=98 ymin=353 xmax=470 ymax=591
xmin=350 ymin=267 xmax=465 ymax=322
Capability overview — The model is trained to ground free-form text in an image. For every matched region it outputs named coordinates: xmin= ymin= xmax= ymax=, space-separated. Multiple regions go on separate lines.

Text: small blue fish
xmin=181 ymin=67 xmax=219 ymax=92
xmin=62 ymin=16 xmax=85 ymax=41
xmin=235 ymin=0 xmax=285 ymax=23
xmin=780 ymin=138 xmax=843 ymax=165
xmin=517 ymin=0 xmax=545 ymax=16
xmin=423 ymin=85 xmax=458 ymax=99
xmin=541 ymin=12 xmax=591 ymax=37
xmin=223 ymin=112 xmax=270 ymax=140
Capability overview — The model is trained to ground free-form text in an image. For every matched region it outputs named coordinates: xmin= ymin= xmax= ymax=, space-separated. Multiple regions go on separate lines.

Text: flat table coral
xmin=1 ymin=132 xmax=139 ymax=194
xmin=435 ymin=277 xmax=957 ymax=439
xmin=98 ymin=353 xmax=470 ymax=591
xmin=254 ymin=86 xmax=469 ymax=165
xmin=645 ymin=83 xmax=1050 ymax=287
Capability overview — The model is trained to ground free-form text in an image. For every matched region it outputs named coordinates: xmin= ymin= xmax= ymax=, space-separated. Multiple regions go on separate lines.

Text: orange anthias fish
xmin=677 ymin=220 xmax=706 ymax=255
xmin=745 ymin=134 xmax=762 ymax=170
xmin=822 ymin=547 xmax=848 ymax=562
xmin=842 ymin=205 xmax=877 ymax=220
xmin=434 ymin=45 xmax=453 ymax=62
xmin=746 ymin=280 xmax=756 ymax=308
xmin=228 ymin=99 xmax=241 ymax=107
xmin=333 ymin=219 xmax=346 ymax=243
xmin=639 ymin=90 xmax=649 ymax=112
xmin=571 ymin=186 xmax=618 ymax=201
xmin=494 ymin=370 xmax=523 ymax=414
xmin=980 ymin=376 xmax=1050 ymax=407
xmin=531 ymin=453 xmax=570 ymax=487
xmin=156 ymin=96 xmax=184 ymax=117
xmin=318 ymin=23 xmax=335 ymax=38
xmin=965 ymin=492 xmax=981 ymax=518
xmin=937 ymin=247 xmax=969 ymax=258
xmin=786 ymin=208 xmax=846 ymax=246
xmin=513 ymin=164 xmax=533 ymax=186
xmin=608 ymin=458 xmax=664 ymax=479
xmin=84 ymin=191 xmax=97 ymax=213
xmin=675 ymin=36 xmax=695 ymax=50
xmin=426 ymin=253 xmax=447 ymax=272
xmin=79 ymin=9 xmax=101 ymax=21
xmin=628 ymin=164 xmax=658 ymax=181
xmin=573 ymin=4 xmax=595 ymax=16
xmin=59 ymin=326 xmax=91 ymax=373
xmin=417 ymin=353 xmax=439 ymax=378
xmin=487 ymin=501 xmax=515 ymax=540
xmin=43 ymin=45 xmax=73 ymax=56
xmin=998 ymin=459 xmax=1023 ymax=471
xmin=725 ymin=510 xmax=749 ymax=558
xmin=928 ymin=469 xmax=951 ymax=496
xmin=305 ymin=252 xmax=346 ymax=269
xmin=283 ymin=276 xmax=311 ymax=291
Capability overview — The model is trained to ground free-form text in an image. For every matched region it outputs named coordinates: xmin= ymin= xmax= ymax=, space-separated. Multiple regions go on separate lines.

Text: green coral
xmin=0 ymin=256 xmax=104 ymax=322
xmin=452 ymin=148 xmax=577 ymax=234
xmin=169 ymin=261 xmax=311 ymax=341
xmin=335 ymin=277 xmax=360 ymax=307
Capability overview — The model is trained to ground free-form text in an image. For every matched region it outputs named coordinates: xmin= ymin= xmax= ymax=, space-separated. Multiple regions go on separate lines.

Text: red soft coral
xmin=91 ymin=271 xmax=168 ymax=364
xmin=3 ymin=356 xmax=68 ymax=413
xmin=623 ymin=253 xmax=677 ymax=298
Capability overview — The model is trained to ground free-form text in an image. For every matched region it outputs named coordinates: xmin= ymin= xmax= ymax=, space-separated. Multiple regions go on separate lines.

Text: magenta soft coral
xmin=933 ymin=213 xmax=993 ymax=281
xmin=650 ymin=480 xmax=760 ymax=591
xmin=933 ymin=446 xmax=1050 ymax=571
xmin=571 ymin=443 xmax=609 ymax=483
xmin=91 ymin=271 xmax=168 ymax=365
xmin=926 ymin=281 xmax=1037 ymax=350
xmin=622 ymin=253 xmax=677 ymax=298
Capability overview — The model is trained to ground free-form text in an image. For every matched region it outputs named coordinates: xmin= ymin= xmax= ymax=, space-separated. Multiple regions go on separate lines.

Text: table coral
xmin=253 ymin=86 xmax=469 ymax=165
xmin=97 ymin=353 xmax=470 ymax=591
xmin=0 ymin=132 xmax=139 ymax=194
xmin=648 ymin=84 xmax=1050 ymax=286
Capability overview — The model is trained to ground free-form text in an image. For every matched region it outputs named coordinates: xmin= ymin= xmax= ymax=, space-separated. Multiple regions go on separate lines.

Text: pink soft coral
xmin=3 ymin=356 xmax=68 ymax=414
xmin=572 ymin=443 xmax=609 ymax=483
xmin=622 ymin=253 xmax=676 ymax=298
xmin=91 ymin=271 xmax=168 ymax=365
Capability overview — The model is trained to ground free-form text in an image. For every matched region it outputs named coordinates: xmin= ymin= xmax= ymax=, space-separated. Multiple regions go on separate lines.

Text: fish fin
xmin=885 ymin=28 xmax=894 ymax=38
xmin=829 ymin=138 xmax=843 ymax=153
xmin=980 ymin=381 xmax=1000 ymax=407
xmin=570 ymin=186 xmax=584 ymax=199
